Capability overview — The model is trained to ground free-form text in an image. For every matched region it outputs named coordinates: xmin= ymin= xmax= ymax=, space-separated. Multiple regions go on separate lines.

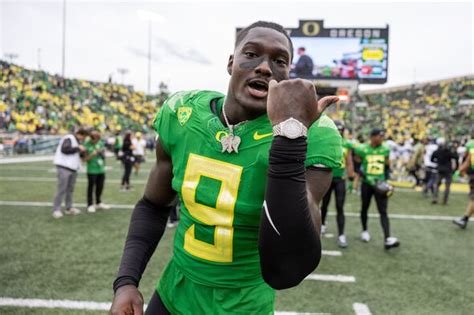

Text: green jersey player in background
xmin=453 ymin=135 xmax=474 ymax=229
xmin=354 ymin=128 xmax=400 ymax=250
xmin=110 ymin=21 xmax=342 ymax=315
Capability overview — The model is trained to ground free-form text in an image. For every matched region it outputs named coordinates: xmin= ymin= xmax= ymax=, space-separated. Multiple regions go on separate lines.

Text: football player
xmin=320 ymin=120 xmax=355 ymax=247
xmin=110 ymin=21 xmax=342 ymax=314
xmin=453 ymin=136 xmax=474 ymax=229
xmin=354 ymin=128 xmax=400 ymax=250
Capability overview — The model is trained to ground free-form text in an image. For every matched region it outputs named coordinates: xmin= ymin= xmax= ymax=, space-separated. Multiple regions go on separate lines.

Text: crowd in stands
xmin=353 ymin=76 xmax=473 ymax=141
xmin=1 ymin=61 xmax=472 ymax=163
xmin=0 ymin=60 xmax=474 ymax=179
xmin=0 ymin=61 xmax=168 ymax=135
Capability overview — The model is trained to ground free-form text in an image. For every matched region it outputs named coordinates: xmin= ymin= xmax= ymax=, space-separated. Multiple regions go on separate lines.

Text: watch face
xmin=283 ymin=120 xmax=302 ymax=139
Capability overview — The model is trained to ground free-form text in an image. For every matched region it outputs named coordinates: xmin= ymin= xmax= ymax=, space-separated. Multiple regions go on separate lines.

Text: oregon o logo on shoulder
xmin=177 ymin=107 xmax=193 ymax=126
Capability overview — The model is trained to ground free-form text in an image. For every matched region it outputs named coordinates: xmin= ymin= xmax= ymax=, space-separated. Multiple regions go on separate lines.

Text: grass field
xmin=1 ymin=155 xmax=473 ymax=315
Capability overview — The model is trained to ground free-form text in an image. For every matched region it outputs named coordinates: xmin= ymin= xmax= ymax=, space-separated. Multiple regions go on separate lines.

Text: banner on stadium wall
xmin=237 ymin=20 xmax=389 ymax=84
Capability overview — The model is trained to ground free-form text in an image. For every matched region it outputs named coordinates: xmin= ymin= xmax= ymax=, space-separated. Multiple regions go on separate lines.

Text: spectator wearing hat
xmin=431 ymin=138 xmax=459 ymax=205
xmin=52 ymin=128 xmax=88 ymax=218
xmin=132 ymin=131 xmax=147 ymax=176
xmin=83 ymin=130 xmax=110 ymax=213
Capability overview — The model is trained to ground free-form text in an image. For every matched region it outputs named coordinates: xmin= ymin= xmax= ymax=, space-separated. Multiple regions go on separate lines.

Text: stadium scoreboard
xmin=238 ymin=20 xmax=389 ymax=84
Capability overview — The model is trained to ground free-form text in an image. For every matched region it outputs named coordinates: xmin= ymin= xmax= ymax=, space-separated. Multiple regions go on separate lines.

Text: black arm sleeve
xmin=452 ymin=151 xmax=459 ymax=171
xmin=61 ymin=138 xmax=80 ymax=154
xmin=259 ymin=136 xmax=321 ymax=290
xmin=113 ymin=197 xmax=172 ymax=293
xmin=384 ymin=164 xmax=391 ymax=180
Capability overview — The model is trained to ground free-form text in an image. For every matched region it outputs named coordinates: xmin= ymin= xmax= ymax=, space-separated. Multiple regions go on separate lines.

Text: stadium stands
xmin=0 ymin=61 xmax=168 ymax=135
xmin=357 ymin=76 xmax=474 ymax=140
xmin=1 ymin=61 xmax=472 ymax=143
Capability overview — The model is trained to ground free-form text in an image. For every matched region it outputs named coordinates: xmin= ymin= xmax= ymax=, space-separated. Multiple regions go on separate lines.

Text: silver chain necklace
xmin=220 ymin=102 xmax=243 ymax=153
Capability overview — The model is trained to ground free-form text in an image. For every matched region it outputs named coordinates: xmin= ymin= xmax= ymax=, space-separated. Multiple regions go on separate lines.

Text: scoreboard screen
xmin=238 ymin=20 xmax=389 ymax=84
xmin=288 ymin=20 xmax=389 ymax=84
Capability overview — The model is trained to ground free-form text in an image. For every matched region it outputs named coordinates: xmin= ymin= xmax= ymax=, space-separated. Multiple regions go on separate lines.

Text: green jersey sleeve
xmin=354 ymin=143 xmax=367 ymax=158
xmin=305 ymin=115 xmax=343 ymax=169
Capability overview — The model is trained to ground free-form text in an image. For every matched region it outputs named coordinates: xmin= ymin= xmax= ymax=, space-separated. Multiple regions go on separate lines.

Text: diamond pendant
xmin=221 ymin=134 xmax=241 ymax=153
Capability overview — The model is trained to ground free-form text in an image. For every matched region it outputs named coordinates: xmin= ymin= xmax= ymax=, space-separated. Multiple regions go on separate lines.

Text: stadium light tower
xmin=37 ymin=48 xmax=42 ymax=70
xmin=137 ymin=9 xmax=164 ymax=95
xmin=4 ymin=53 xmax=19 ymax=63
xmin=62 ymin=0 xmax=67 ymax=77
xmin=117 ymin=68 xmax=130 ymax=84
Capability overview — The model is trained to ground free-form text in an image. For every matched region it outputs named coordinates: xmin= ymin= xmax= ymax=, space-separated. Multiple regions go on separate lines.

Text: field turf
xmin=0 ymin=156 xmax=473 ymax=314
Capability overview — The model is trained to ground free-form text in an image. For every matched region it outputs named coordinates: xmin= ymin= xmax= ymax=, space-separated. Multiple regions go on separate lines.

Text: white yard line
xmin=0 ymin=176 xmax=147 ymax=184
xmin=0 ymin=156 xmax=54 ymax=164
xmin=0 ymin=297 xmax=325 ymax=314
xmin=305 ymin=274 xmax=356 ymax=283
xmin=334 ymin=212 xmax=465 ymax=221
xmin=322 ymin=250 xmax=342 ymax=256
xmin=352 ymin=303 xmax=372 ymax=315
xmin=0 ymin=201 xmax=133 ymax=209
xmin=1 ymin=200 xmax=471 ymax=222
xmin=0 ymin=297 xmax=111 ymax=311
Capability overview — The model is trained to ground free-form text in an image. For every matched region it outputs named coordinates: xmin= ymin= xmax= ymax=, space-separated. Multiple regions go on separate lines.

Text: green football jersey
xmin=84 ymin=140 xmax=105 ymax=174
xmin=355 ymin=142 xmax=390 ymax=185
xmin=466 ymin=140 xmax=474 ymax=170
xmin=332 ymin=139 xmax=352 ymax=178
xmin=153 ymin=90 xmax=342 ymax=288
xmin=114 ymin=136 xmax=122 ymax=150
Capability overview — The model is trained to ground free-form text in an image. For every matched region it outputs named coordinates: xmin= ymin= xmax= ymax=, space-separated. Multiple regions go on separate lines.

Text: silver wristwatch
xmin=272 ymin=117 xmax=308 ymax=139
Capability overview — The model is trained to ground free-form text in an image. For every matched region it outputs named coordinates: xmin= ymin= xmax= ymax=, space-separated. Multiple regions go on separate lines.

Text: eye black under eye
xmin=275 ymin=59 xmax=288 ymax=66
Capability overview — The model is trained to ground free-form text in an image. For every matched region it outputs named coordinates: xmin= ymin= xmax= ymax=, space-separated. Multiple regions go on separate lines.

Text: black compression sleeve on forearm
xmin=384 ymin=164 xmax=391 ymax=180
xmin=113 ymin=197 xmax=171 ymax=293
xmin=259 ymin=136 xmax=321 ymax=290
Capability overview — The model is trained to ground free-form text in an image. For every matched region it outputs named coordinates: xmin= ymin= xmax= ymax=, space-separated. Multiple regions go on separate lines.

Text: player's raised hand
xmin=109 ymin=285 xmax=144 ymax=315
xmin=267 ymin=79 xmax=339 ymax=128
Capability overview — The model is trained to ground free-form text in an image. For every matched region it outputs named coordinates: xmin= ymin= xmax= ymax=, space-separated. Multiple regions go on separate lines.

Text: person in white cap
xmin=132 ymin=131 xmax=147 ymax=176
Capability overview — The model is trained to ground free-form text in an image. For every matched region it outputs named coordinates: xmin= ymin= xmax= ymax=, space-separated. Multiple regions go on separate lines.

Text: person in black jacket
xmin=292 ymin=47 xmax=314 ymax=78
xmin=120 ymin=131 xmax=135 ymax=191
xmin=431 ymin=138 xmax=459 ymax=205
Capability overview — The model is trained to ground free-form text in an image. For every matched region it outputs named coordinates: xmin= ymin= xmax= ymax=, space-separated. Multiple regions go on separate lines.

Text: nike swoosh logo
xmin=253 ymin=131 xmax=273 ymax=141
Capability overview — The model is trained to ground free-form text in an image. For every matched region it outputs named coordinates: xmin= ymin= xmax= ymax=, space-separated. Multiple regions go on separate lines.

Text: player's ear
xmin=227 ymin=55 xmax=234 ymax=75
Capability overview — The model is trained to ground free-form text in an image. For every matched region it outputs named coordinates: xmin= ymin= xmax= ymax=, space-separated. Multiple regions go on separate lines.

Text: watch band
xmin=272 ymin=117 xmax=308 ymax=139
